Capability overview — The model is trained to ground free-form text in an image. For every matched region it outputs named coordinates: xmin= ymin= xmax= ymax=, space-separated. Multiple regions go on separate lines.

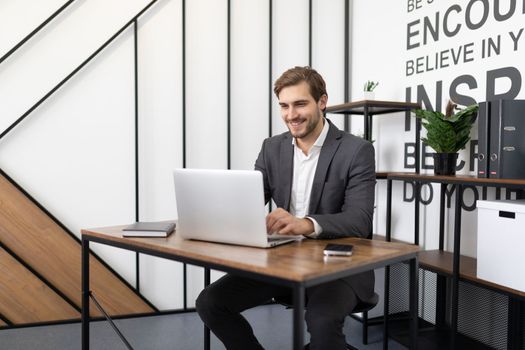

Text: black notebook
xmin=122 ymin=221 xmax=176 ymax=237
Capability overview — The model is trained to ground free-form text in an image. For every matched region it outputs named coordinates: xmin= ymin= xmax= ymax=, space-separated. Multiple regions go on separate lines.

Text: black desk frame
xmin=81 ymin=235 xmax=419 ymax=350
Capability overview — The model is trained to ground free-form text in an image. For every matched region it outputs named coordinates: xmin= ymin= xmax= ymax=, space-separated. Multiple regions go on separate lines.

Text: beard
xmin=287 ymin=110 xmax=322 ymax=139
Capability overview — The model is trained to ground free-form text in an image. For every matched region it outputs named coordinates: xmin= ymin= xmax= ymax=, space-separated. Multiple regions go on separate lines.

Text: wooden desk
xmin=81 ymin=225 xmax=420 ymax=350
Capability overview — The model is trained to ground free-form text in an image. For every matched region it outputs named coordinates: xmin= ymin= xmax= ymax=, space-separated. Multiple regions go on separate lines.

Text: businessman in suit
xmin=196 ymin=66 xmax=376 ymax=350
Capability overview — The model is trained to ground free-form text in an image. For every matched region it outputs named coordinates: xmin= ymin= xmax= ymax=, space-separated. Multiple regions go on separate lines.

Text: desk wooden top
xmin=82 ymin=225 xmax=419 ymax=284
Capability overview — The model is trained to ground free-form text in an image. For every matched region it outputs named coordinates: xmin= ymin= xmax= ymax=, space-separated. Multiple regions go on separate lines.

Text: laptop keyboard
xmin=268 ymin=236 xmax=291 ymax=242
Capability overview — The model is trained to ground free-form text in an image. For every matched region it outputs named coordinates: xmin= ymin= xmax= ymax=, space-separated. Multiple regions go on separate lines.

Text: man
xmin=196 ymin=66 xmax=376 ymax=350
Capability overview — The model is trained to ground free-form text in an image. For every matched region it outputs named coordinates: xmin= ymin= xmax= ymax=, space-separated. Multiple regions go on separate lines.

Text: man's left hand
xmin=266 ymin=208 xmax=314 ymax=235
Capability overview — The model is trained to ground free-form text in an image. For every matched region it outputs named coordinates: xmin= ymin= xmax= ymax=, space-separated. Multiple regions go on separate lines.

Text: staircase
xmin=0 ymin=0 xmax=163 ymax=327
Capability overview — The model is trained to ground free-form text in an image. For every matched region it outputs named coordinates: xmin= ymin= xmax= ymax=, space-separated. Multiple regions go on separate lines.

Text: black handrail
xmin=0 ymin=0 xmax=77 ymax=66
xmin=0 ymin=0 xmax=159 ymax=141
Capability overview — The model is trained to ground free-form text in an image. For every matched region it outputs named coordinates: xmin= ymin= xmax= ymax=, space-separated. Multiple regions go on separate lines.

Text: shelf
xmin=372 ymin=237 xmax=525 ymax=298
xmin=326 ymin=100 xmax=420 ymax=115
xmin=387 ymin=172 xmax=525 ymax=187
xmin=387 ymin=314 xmax=494 ymax=350
xmin=419 ymin=250 xmax=525 ymax=298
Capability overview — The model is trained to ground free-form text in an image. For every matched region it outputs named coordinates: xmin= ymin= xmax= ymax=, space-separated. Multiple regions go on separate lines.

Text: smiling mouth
xmin=289 ymin=120 xmax=305 ymax=127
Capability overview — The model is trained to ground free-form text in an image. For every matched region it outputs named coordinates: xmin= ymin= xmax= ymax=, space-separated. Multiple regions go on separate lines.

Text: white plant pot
xmin=363 ymin=91 xmax=375 ymax=100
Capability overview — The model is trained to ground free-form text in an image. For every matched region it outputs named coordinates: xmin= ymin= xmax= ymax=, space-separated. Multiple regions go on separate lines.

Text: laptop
xmin=173 ymin=168 xmax=301 ymax=248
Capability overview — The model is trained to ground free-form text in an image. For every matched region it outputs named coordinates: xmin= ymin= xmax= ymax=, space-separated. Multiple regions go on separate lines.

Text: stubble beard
xmin=289 ymin=110 xmax=322 ymax=139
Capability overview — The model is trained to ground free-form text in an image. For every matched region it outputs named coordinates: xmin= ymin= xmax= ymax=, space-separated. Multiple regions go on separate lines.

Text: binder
xmin=477 ymin=101 xmax=490 ymax=178
xmin=488 ymin=100 xmax=501 ymax=178
xmin=488 ymin=100 xmax=525 ymax=179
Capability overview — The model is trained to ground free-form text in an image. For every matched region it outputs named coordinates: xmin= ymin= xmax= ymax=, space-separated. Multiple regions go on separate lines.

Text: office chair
xmin=275 ymin=292 xmax=379 ymax=350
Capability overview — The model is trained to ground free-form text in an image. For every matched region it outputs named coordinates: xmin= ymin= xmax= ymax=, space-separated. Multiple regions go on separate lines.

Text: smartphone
xmin=323 ymin=243 xmax=353 ymax=256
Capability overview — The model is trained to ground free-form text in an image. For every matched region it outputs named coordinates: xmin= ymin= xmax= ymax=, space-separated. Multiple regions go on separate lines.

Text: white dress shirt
xmin=290 ymin=118 xmax=329 ymax=237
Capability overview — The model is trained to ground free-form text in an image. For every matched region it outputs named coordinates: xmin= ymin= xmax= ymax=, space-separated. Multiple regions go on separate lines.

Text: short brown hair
xmin=274 ymin=66 xmax=327 ymax=102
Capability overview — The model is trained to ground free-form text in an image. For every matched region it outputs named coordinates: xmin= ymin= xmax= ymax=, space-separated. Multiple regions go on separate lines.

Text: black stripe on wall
xmin=227 ymin=0 xmax=231 ymax=169
xmin=133 ymin=18 xmax=141 ymax=293
xmin=182 ymin=0 xmax=187 ymax=169
xmin=268 ymin=0 xmax=273 ymax=138
xmin=133 ymin=18 xmax=140 ymax=217
xmin=308 ymin=0 xmax=312 ymax=67
xmin=344 ymin=0 xmax=350 ymax=132
xmin=0 ymin=0 xmax=77 ymax=66
xmin=181 ymin=0 xmax=188 ymax=310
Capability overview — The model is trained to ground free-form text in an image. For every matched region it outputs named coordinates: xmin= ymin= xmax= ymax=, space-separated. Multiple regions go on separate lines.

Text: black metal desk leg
xmin=293 ymin=284 xmax=305 ymax=350
xmin=384 ymin=179 xmax=392 ymax=350
xmin=409 ymin=257 xmax=419 ymax=350
xmin=204 ymin=268 xmax=211 ymax=350
xmin=450 ymin=184 xmax=463 ymax=350
xmin=183 ymin=263 xmax=188 ymax=310
xmin=82 ymin=237 xmax=90 ymax=350
xmin=383 ymin=265 xmax=390 ymax=350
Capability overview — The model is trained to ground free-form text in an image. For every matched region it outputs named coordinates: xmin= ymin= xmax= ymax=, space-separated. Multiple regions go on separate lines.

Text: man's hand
xmin=266 ymin=208 xmax=314 ymax=235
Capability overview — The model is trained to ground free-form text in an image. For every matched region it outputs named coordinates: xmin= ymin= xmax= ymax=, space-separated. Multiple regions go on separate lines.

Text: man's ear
xmin=318 ymin=94 xmax=328 ymax=110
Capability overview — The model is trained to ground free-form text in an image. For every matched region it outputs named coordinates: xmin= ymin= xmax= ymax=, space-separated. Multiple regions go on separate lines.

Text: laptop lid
xmin=174 ymin=168 xmax=293 ymax=248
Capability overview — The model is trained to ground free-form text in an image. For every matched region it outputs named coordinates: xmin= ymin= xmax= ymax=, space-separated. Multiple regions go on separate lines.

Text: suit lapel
xmin=279 ymin=135 xmax=294 ymax=211
xmin=309 ymin=121 xmax=343 ymax=214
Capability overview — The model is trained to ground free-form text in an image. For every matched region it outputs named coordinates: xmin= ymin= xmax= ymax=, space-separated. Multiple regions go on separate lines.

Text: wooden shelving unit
xmin=375 ymin=172 xmax=388 ymax=179
xmin=384 ymin=172 xmax=525 ymax=349
xmin=387 ymin=172 xmax=525 ymax=187
xmin=329 ymin=100 xmax=525 ymax=348
xmin=326 ymin=100 xmax=420 ymax=115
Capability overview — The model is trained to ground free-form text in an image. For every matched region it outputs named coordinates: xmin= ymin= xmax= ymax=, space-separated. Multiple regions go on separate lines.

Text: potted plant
xmin=413 ymin=100 xmax=479 ymax=175
xmin=363 ymin=80 xmax=378 ymax=100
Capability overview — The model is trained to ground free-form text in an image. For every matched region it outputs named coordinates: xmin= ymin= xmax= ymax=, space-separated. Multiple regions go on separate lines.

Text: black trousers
xmin=196 ymin=274 xmax=359 ymax=350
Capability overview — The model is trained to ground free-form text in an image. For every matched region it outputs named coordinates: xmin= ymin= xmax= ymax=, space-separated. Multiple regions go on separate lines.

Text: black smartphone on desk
xmin=323 ymin=243 xmax=353 ymax=256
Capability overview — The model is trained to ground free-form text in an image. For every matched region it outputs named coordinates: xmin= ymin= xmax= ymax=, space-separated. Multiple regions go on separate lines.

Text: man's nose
xmin=288 ymin=106 xmax=298 ymax=119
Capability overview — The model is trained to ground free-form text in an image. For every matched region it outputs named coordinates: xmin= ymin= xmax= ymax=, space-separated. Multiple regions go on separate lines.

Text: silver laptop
xmin=173 ymin=168 xmax=300 ymax=248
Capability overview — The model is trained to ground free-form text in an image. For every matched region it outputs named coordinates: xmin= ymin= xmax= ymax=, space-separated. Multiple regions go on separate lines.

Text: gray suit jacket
xmin=254 ymin=119 xmax=376 ymax=300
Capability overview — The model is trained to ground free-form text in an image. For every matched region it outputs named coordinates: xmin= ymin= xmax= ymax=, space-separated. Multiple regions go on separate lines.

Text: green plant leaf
xmin=412 ymin=104 xmax=478 ymax=153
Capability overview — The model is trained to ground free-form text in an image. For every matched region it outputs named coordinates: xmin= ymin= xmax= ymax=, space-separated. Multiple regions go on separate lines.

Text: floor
xmin=0 ymin=305 xmax=407 ymax=350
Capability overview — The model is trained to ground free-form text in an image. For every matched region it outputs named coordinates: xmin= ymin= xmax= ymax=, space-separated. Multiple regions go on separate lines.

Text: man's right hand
xmin=266 ymin=208 xmax=314 ymax=236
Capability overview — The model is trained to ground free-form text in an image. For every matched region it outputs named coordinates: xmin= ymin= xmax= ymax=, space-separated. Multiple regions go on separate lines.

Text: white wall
xmin=2 ymin=0 xmax=523 ymax=316
xmin=0 ymin=0 xmax=351 ymax=310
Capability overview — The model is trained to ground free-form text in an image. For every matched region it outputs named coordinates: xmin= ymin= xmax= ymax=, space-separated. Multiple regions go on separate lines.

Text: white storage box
xmin=477 ymin=199 xmax=525 ymax=292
